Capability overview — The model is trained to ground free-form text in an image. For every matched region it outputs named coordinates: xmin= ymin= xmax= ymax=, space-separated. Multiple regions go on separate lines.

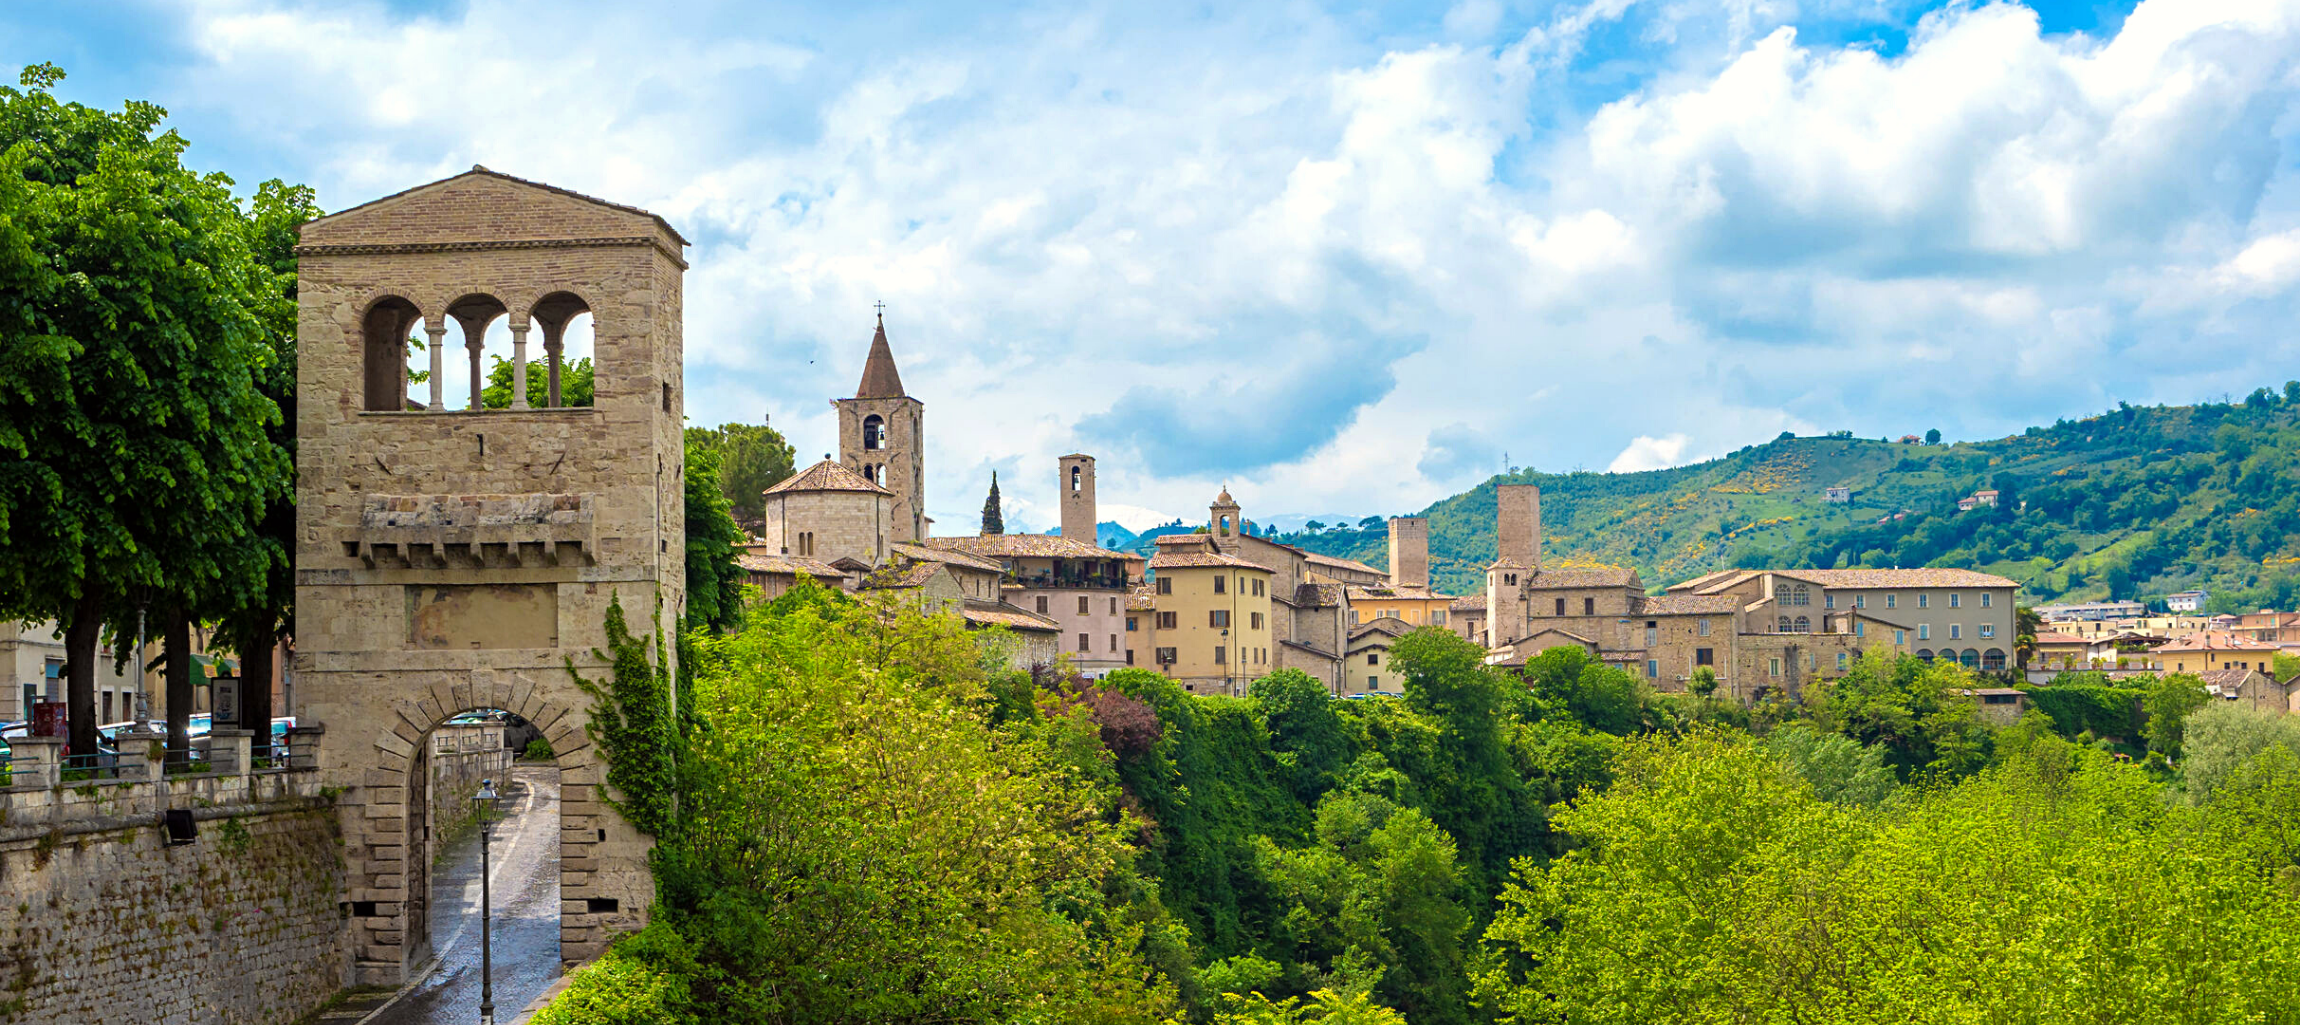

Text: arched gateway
xmin=292 ymin=168 xmax=688 ymax=986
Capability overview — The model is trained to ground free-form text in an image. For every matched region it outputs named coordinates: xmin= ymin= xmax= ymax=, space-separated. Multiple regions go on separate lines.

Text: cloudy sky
xmin=8 ymin=0 xmax=2298 ymax=533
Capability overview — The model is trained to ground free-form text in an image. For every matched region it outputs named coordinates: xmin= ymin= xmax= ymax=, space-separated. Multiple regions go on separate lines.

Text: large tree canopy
xmin=0 ymin=64 xmax=296 ymax=752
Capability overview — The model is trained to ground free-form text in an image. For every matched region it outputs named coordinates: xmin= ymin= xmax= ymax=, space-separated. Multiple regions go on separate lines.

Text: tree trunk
xmin=239 ymin=616 xmax=275 ymax=759
xmin=165 ymin=609 xmax=192 ymax=765
xmin=64 ymin=593 xmax=102 ymax=757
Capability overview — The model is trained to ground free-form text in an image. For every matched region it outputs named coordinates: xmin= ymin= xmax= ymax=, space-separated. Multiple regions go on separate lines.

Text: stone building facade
xmin=764 ymin=458 xmax=895 ymax=565
xmin=292 ymin=168 xmax=683 ymax=984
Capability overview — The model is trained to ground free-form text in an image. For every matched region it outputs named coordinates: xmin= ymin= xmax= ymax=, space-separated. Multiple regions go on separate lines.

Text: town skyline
xmin=7 ymin=0 xmax=2295 ymax=532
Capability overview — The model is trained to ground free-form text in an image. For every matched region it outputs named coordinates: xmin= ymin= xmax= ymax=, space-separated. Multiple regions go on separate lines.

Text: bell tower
xmin=1210 ymin=487 xmax=1242 ymax=553
xmin=1059 ymin=454 xmax=1097 ymax=544
xmin=835 ymin=313 xmax=926 ymax=542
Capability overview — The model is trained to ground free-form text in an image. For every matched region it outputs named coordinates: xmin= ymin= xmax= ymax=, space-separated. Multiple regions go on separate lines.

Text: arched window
xmin=1794 ymin=615 xmax=1810 ymax=633
xmin=445 ymin=294 xmax=511 ymax=411
xmin=1960 ymin=649 xmax=1980 ymax=668
xmin=1774 ymin=583 xmax=1791 ymax=600
xmin=1916 ymin=649 xmax=1934 ymax=661
xmin=1071 ymin=466 xmax=1082 ymax=492
xmin=863 ymin=414 xmax=886 ymax=450
xmin=1220 ymin=515 xmax=1232 ymax=533
xmin=1777 ymin=616 xmax=1792 ymax=632
xmin=528 ymin=291 xmax=594 ymax=407
xmin=361 ymin=297 xmax=425 ymax=411
xmin=1982 ymin=648 xmax=2007 ymax=671
xmin=1792 ymin=585 xmax=1809 ymax=607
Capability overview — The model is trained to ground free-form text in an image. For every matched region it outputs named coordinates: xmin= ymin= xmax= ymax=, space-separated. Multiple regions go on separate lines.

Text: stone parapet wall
xmin=0 ymin=769 xmax=346 ymax=1025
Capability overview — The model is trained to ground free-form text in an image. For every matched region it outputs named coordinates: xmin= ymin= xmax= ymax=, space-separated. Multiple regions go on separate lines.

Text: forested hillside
xmin=1274 ymin=384 xmax=2300 ymax=612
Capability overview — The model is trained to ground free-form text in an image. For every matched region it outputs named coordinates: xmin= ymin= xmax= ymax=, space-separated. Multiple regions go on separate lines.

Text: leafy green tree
xmin=1808 ymin=650 xmax=1993 ymax=780
xmin=686 ymin=421 xmax=795 ymax=533
xmin=481 ymin=354 xmax=592 ymax=409
xmin=0 ymin=64 xmax=291 ymax=754
xmin=1394 ymin=628 xmax=1542 ymax=899
xmin=1251 ymin=667 xmax=1352 ymax=802
xmin=1519 ymin=646 xmax=1640 ymax=735
xmin=1214 ymin=989 xmax=1406 ymax=1025
xmin=981 ymin=470 xmax=1004 ymax=535
xmin=680 ymin=434 xmax=744 ymax=632
xmin=2180 ymin=701 xmax=2300 ymax=805
xmin=2142 ymin=673 xmax=2209 ymax=759
xmin=1763 ymin=723 xmax=1896 ymax=806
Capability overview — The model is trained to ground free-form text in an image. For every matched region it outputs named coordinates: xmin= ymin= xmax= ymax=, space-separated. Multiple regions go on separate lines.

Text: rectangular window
xmin=1110 ymin=598 xmax=1119 ymax=615
xmin=1695 ymin=647 xmax=1714 ymax=666
xmin=1584 ymin=597 xmax=1595 ymax=615
xmin=1837 ymin=652 xmax=1849 ymax=670
xmin=1079 ymin=596 xmax=1090 ymax=615
xmin=1980 ymin=624 xmax=1994 ymax=638
xmin=1036 ymin=595 xmax=1049 ymax=614
xmin=1856 ymin=622 xmax=1866 ymax=638
xmin=1825 ymin=594 xmax=1836 ymax=609
xmin=1159 ymin=611 xmax=1177 ymax=630
xmin=1980 ymin=593 xmax=1992 ymax=608
xmin=1885 ymin=594 xmax=1896 ymax=609
xmin=1919 ymin=624 xmax=1931 ymax=640
xmin=1210 ymin=609 xmax=1230 ymax=628
xmin=1769 ymin=657 xmax=1783 ymax=677
xmin=1432 ymin=610 xmax=1446 ymax=625
xmin=1256 ymin=579 xmax=1266 ymax=597
xmin=1250 ymin=612 xmax=1265 ymax=630
xmin=1554 ymin=597 xmax=1566 ymax=616
xmin=1919 ymin=594 xmax=1929 ymax=609
xmin=1645 ymin=626 xmax=1657 ymax=646
xmin=1214 ymin=576 xmax=1226 ymax=594
xmin=1126 ymin=649 xmax=1135 ymax=665
xmin=1855 ymin=595 xmax=1867 ymax=609
xmin=1111 ymin=633 xmax=1119 ymax=652
xmin=1214 ymin=646 xmax=1226 ymax=665
xmin=1895 ymin=629 xmax=1906 ymax=645
xmin=1155 ymin=647 xmax=1176 ymax=664
xmin=1126 ymin=617 xmax=1137 ymax=631
xmin=1699 ymin=618 xmax=1712 ymax=637
xmin=1368 ymin=653 xmax=1379 ymax=665
xmin=1950 ymin=624 xmax=1962 ymax=640
xmin=1157 ymin=576 xmax=1172 ymax=595
xmin=1079 ymin=633 xmax=1090 ymax=651
xmin=1950 ymin=593 xmax=1962 ymax=608
xmin=1646 ymin=659 xmax=1659 ymax=679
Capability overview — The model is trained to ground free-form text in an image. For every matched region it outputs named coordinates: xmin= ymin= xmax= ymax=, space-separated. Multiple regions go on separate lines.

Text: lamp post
xmin=474 ymin=778 xmax=501 ymax=1025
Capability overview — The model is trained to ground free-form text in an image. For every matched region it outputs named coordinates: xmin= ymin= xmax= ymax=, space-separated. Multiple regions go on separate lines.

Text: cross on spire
xmin=873 ymin=300 xmax=886 ymax=321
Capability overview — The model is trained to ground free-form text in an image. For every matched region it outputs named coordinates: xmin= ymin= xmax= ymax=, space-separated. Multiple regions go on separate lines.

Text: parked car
xmin=0 ymin=720 xmax=120 ymax=770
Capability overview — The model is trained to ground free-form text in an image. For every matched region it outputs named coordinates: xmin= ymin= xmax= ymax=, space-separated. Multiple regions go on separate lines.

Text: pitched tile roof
xmin=2030 ymin=632 xmax=2092 ymax=645
xmin=2197 ymin=667 xmax=2264 ymax=690
xmin=764 ymin=459 xmax=892 ymax=497
xmin=890 ymin=541 xmax=1003 ymax=574
xmin=1776 ymin=568 xmax=2019 ymax=589
xmin=1450 ymin=594 xmax=1488 ymax=612
xmin=1347 ymin=584 xmax=1453 ymax=601
xmin=1304 ymin=551 xmax=1383 ymax=576
xmin=1289 ymin=582 xmax=1345 ymax=608
xmin=922 ymin=533 xmax=1141 ymax=562
xmin=1630 ymin=593 xmax=1743 ymax=616
xmin=734 ymin=552 xmax=845 ymax=579
xmin=858 ymin=561 xmax=947 ymax=590
xmin=961 ymin=598 xmax=1060 ymax=633
xmin=1527 ymin=566 xmax=1642 ymax=589
xmin=1151 ymin=549 xmax=1269 ymax=571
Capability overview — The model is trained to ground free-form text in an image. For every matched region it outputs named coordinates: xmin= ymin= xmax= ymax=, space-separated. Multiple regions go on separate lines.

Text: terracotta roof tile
xmin=890 ymin=542 xmax=1003 ymax=574
xmin=1305 ymin=551 xmax=1383 ymax=575
xmin=764 ymin=459 xmax=892 ymax=497
xmin=923 ymin=534 xmax=1141 ymax=562
xmin=2155 ymin=630 xmax=2278 ymax=652
xmin=1347 ymin=584 xmax=1453 ymax=601
xmin=1450 ymin=594 xmax=1487 ymax=612
xmin=734 ymin=552 xmax=845 ymax=578
xmin=1289 ymin=582 xmax=1345 ymax=608
xmin=1527 ymin=566 xmax=1642 ymax=589
xmin=1151 ymin=550 xmax=1268 ymax=571
xmin=961 ymin=599 xmax=1060 ymax=632
xmin=1780 ymin=568 xmax=2019 ymax=589
xmin=1630 ymin=593 xmax=1743 ymax=615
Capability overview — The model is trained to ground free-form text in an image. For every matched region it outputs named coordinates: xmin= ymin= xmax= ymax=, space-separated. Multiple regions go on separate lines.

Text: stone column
xmin=425 ymin=323 xmax=447 ymax=412
xmin=8 ymin=735 xmax=62 ymax=788
xmin=542 ymin=320 xmax=565 ymax=408
xmin=467 ymin=332 xmax=485 ymax=411
xmin=211 ymin=728 xmax=254 ymax=777
xmin=510 ymin=323 xmax=531 ymax=409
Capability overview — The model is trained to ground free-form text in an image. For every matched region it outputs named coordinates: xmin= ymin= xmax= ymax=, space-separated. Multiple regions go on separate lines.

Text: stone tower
xmin=291 ymin=168 xmax=685 ymax=984
xmin=1388 ymin=516 xmax=1429 ymax=590
xmin=1060 ymin=454 xmax=1097 ymax=544
xmin=1497 ymin=484 xmax=1542 ymax=569
xmin=835 ymin=315 xmax=925 ymax=542
xmin=1210 ymin=487 xmax=1243 ymax=553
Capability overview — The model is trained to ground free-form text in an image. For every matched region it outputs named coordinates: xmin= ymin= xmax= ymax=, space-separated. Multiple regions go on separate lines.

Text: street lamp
xmin=474 ymin=777 xmax=501 ymax=1025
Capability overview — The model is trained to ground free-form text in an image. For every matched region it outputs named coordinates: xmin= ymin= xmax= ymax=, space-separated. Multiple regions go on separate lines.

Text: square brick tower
xmin=292 ymin=168 xmax=685 ymax=985
xmin=1388 ymin=516 xmax=1429 ymax=590
xmin=1060 ymin=453 xmax=1098 ymax=544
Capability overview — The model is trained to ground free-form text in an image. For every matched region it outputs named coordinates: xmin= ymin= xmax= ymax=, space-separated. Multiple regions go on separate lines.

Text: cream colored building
xmin=763 ymin=459 xmax=893 ymax=566
xmin=2152 ymin=630 xmax=2279 ymax=675
xmin=1138 ymin=536 xmax=1275 ymax=695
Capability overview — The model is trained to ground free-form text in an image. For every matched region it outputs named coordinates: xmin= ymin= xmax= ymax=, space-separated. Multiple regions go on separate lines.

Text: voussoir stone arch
xmin=294 ymin=167 xmax=687 ymax=987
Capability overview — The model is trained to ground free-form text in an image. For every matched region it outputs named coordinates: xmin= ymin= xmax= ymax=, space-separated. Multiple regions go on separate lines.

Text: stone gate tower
xmin=835 ymin=315 xmax=926 ymax=542
xmin=291 ymin=168 xmax=686 ymax=985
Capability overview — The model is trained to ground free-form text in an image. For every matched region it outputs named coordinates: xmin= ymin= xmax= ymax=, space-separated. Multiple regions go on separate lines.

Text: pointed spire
xmin=981 ymin=471 xmax=1004 ymax=536
xmin=855 ymin=310 xmax=906 ymax=399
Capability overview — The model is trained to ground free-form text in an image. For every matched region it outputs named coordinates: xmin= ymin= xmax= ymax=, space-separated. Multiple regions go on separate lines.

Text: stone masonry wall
xmin=0 ymin=774 xmax=346 ymax=1025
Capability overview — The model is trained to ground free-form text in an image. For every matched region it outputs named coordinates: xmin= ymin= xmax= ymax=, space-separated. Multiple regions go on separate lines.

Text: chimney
xmin=1496 ymin=484 xmax=1542 ymax=569
xmin=1059 ymin=454 xmax=1097 ymax=546
xmin=1388 ymin=517 xmax=1429 ymax=590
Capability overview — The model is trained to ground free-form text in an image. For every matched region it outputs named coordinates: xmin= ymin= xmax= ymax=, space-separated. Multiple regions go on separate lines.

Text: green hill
xmin=1269 ymin=385 xmax=2300 ymax=614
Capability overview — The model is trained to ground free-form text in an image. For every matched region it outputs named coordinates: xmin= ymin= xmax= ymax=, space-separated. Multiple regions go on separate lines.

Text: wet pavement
xmin=367 ymin=763 xmax=561 ymax=1025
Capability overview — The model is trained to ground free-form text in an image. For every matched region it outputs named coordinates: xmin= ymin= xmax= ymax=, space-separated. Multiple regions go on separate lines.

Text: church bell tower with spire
xmin=835 ymin=311 xmax=927 ymax=542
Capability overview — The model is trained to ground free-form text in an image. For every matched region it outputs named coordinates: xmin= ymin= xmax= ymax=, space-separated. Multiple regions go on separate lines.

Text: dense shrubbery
xmin=542 ymin=584 xmax=2300 ymax=1023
